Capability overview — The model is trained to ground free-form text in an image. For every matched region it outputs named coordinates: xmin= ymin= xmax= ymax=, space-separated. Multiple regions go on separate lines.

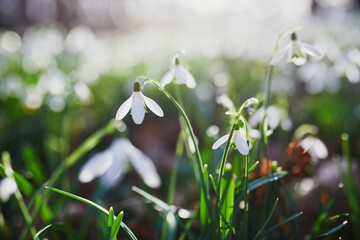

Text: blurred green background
xmin=0 ymin=0 xmax=360 ymax=239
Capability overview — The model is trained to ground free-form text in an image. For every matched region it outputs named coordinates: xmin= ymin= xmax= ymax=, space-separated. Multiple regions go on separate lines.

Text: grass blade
xmin=260 ymin=212 xmax=303 ymax=237
xmin=313 ymin=220 xmax=348 ymax=239
xmin=220 ymin=163 xmax=234 ymax=240
xmin=46 ymin=186 xmax=138 ymax=240
xmin=110 ymin=211 xmax=124 ymax=240
xmin=132 ymin=186 xmax=171 ymax=211
xmin=252 ymin=198 xmax=279 ymax=240
xmin=34 ymin=222 xmax=78 ymax=240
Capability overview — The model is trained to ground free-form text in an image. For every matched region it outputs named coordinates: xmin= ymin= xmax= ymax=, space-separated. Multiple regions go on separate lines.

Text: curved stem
xmin=145 ymin=78 xmax=213 ymax=220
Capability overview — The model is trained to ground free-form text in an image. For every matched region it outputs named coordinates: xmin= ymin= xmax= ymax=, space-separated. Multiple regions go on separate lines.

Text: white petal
xmin=271 ymin=46 xmax=289 ymax=65
xmin=123 ymin=139 xmax=161 ymax=188
xmin=0 ymin=177 xmax=17 ymax=202
xmin=300 ymin=43 xmax=321 ymax=57
xmin=183 ymin=68 xmax=196 ymax=88
xmin=292 ymin=57 xmax=307 ymax=66
xmin=235 ymin=132 xmax=249 ymax=155
xmin=131 ymin=92 xmax=146 ymax=124
xmin=100 ymin=139 xmax=128 ymax=187
xmin=115 ymin=94 xmax=133 ymax=120
xmin=300 ymin=137 xmax=328 ymax=159
xmin=345 ymin=64 xmax=360 ymax=83
xmin=212 ymin=134 xmax=230 ymax=150
xmin=225 ymin=111 xmax=237 ymax=116
xmin=174 ymin=66 xmax=187 ymax=84
xmin=161 ymin=70 xmax=175 ymax=87
xmin=142 ymin=94 xmax=164 ymax=117
xmin=216 ymin=95 xmax=236 ymax=112
xmin=78 ymin=151 xmax=113 ymax=183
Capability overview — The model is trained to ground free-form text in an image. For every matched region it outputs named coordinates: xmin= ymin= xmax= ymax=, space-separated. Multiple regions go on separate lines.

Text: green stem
xmin=215 ymin=125 xmax=236 ymax=228
xmin=2 ymin=152 xmax=37 ymax=239
xmin=244 ymin=155 xmax=249 ymax=240
xmin=145 ymin=78 xmax=213 ymax=220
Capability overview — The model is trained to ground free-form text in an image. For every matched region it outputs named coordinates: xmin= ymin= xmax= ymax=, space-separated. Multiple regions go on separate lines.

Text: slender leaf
xmin=220 ymin=163 xmax=234 ymax=240
xmin=252 ymin=198 xmax=279 ymax=240
xmin=132 ymin=186 xmax=171 ymax=211
xmin=34 ymin=222 xmax=78 ymax=240
xmin=46 ymin=186 xmax=138 ymax=240
xmin=110 ymin=211 xmax=124 ymax=240
xmin=260 ymin=212 xmax=303 ymax=237
xmin=313 ymin=221 xmax=348 ymax=239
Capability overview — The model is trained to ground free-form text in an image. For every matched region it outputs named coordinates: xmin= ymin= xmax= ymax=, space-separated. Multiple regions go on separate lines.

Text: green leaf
xmin=260 ymin=212 xmax=303 ymax=237
xmin=220 ymin=163 xmax=234 ymax=240
xmin=313 ymin=221 xmax=348 ymax=239
xmin=252 ymin=198 xmax=279 ymax=240
xmin=0 ymin=163 xmax=34 ymax=196
xmin=108 ymin=207 xmax=114 ymax=228
xmin=200 ymin=164 xmax=209 ymax=230
xmin=312 ymin=184 xmax=343 ymax=235
xmin=34 ymin=222 xmax=78 ymax=240
xmin=22 ymin=145 xmax=47 ymax=184
xmin=132 ymin=186 xmax=171 ymax=211
xmin=249 ymin=161 xmax=259 ymax=173
xmin=110 ymin=211 xmax=123 ymax=240
xmin=46 ymin=186 xmax=138 ymax=240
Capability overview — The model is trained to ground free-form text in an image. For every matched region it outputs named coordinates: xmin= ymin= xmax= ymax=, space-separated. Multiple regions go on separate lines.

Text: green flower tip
xmin=133 ymin=81 xmax=141 ymax=92
xmin=175 ymin=57 xmax=180 ymax=65
xmin=291 ymin=32 xmax=297 ymax=41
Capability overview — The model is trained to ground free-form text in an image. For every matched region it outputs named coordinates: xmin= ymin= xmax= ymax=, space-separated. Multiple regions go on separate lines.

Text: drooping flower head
xmin=271 ymin=31 xmax=321 ymax=66
xmin=212 ymin=124 xmax=249 ymax=155
xmin=116 ymin=81 xmax=164 ymax=125
xmin=78 ymin=138 xmax=161 ymax=189
xmin=161 ymin=53 xmax=196 ymax=88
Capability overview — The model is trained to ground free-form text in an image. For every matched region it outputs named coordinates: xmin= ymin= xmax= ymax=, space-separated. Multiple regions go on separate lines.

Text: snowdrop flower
xmin=79 ymin=138 xmax=161 ymax=189
xmin=334 ymin=48 xmax=360 ymax=84
xmin=271 ymin=32 xmax=321 ymax=66
xmin=299 ymin=136 xmax=328 ymax=160
xmin=249 ymin=106 xmax=291 ymax=132
xmin=212 ymin=125 xmax=249 ymax=155
xmin=0 ymin=177 xmax=17 ymax=202
xmin=161 ymin=56 xmax=196 ymax=88
xmin=116 ymin=81 xmax=164 ymax=125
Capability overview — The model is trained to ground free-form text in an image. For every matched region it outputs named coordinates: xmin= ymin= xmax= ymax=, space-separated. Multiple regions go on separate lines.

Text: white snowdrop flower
xmin=0 ymin=177 xmax=17 ymax=202
xmin=79 ymin=138 xmax=161 ymax=189
xmin=161 ymin=57 xmax=196 ymax=89
xmin=299 ymin=136 xmax=328 ymax=160
xmin=116 ymin=81 xmax=164 ymax=125
xmin=334 ymin=48 xmax=360 ymax=84
xmin=212 ymin=125 xmax=249 ymax=155
xmin=271 ymin=32 xmax=321 ymax=66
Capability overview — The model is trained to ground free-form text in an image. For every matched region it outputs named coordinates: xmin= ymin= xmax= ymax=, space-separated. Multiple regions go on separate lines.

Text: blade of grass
xmin=132 ymin=186 xmax=171 ymax=211
xmin=311 ymin=184 xmax=343 ymax=236
xmin=340 ymin=133 xmax=360 ymax=239
xmin=281 ymin=179 xmax=299 ymax=240
xmin=260 ymin=212 xmax=303 ymax=237
xmin=220 ymin=163 xmax=234 ymax=240
xmin=200 ymin=164 xmax=210 ymax=230
xmin=34 ymin=222 xmax=78 ymax=240
xmin=252 ymin=198 xmax=279 ymax=240
xmin=313 ymin=221 xmax=348 ymax=239
xmin=2 ymin=152 xmax=37 ymax=239
xmin=46 ymin=186 xmax=137 ymax=240
xmin=325 ymin=213 xmax=349 ymax=224
xmin=110 ymin=211 xmax=124 ymax=240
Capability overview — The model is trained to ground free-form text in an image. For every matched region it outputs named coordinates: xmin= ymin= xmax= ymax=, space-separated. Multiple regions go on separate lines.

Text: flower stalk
xmin=144 ymin=78 xmax=213 ymax=220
